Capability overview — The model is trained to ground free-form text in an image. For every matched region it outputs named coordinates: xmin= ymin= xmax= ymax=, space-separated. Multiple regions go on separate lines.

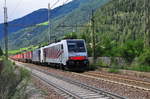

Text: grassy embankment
xmin=8 ymin=46 xmax=38 ymax=55
xmin=0 ymin=57 xmax=31 ymax=99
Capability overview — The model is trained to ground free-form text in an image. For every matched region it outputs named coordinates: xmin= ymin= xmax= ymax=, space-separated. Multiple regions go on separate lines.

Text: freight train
xmin=11 ymin=39 xmax=89 ymax=70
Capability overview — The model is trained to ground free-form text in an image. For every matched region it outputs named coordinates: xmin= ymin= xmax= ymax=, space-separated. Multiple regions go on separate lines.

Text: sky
xmin=0 ymin=0 xmax=72 ymax=23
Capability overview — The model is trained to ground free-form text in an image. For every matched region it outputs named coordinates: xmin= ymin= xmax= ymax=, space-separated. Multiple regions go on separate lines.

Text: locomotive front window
xmin=67 ymin=41 xmax=86 ymax=52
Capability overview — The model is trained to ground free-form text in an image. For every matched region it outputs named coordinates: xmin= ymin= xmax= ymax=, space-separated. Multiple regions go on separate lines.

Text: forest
xmin=73 ymin=0 xmax=150 ymax=70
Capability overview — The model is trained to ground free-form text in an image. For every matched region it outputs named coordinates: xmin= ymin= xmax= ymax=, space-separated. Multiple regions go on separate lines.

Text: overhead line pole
xmin=4 ymin=0 xmax=8 ymax=60
xmin=91 ymin=10 xmax=96 ymax=63
xmin=48 ymin=3 xmax=51 ymax=43
xmin=48 ymin=0 xmax=60 ymax=43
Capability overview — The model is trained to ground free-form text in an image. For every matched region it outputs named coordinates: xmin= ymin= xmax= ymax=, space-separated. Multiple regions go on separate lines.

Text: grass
xmin=87 ymin=64 xmax=97 ymax=71
xmin=0 ymin=58 xmax=31 ymax=99
xmin=37 ymin=21 xmax=48 ymax=26
xmin=8 ymin=45 xmax=38 ymax=55
xmin=127 ymin=65 xmax=150 ymax=72
xmin=108 ymin=68 xmax=120 ymax=73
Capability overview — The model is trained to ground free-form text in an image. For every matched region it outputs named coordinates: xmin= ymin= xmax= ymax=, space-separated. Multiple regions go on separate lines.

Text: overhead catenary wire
xmin=9 ymin=0 xmax=24 ymax=18
xmin=63 ymin=0 xmax=71 ymax=5
xmin=48 ymin=0 xmax=60 ymax=43
xmin=6 ymin=0 xmax=72 ymax=27
xmin=48 ymin=0 xmax=72 ymax=43
xmin=51 ymin=0 xmax=60 ymax=8
xmin=7 ymin=0 xmax=67 ymax=27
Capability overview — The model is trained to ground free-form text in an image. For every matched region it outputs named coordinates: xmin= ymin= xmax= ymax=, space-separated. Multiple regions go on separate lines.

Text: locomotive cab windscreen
xmin=67 ymin=40 xmax=86 ymax=53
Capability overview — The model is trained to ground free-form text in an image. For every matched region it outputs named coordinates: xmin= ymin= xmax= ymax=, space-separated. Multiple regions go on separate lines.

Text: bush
xmin=97 ymin=60 xmax=108 ymax=67
xmin=99 ymin=38 xmax=116 ymax=57
xmin=138 ymin=48 xmax=150 ymax=66
xmin=128 ymin=65 xmax=150 ymax=72
xmin=108 ymin=68 xmax=120 ymax=73
xmin=63 ymin=32 xmax=78 ymax=39
xmin=0 ymin=59 xmax=30 ymax=99
xmin=0 ymin=47 xmax=3 ymax=56
xmin=88 ymin=64 xmax=97 ymax=70
xmin=119 ymin=40 xmax=143 ymax=63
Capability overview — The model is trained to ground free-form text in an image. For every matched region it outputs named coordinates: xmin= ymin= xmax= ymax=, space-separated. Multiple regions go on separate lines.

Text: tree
xmin=144 ymin=0 xmax=150 ymax=48
xmin=0 ymin=47 xmax=3 ymax=56
xmin=63 ymin=32 xmax=78 ymax=39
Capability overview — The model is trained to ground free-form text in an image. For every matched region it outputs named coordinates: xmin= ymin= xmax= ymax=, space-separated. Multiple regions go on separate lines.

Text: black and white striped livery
xmin=33 ymin=39 xmax=89 ymax=70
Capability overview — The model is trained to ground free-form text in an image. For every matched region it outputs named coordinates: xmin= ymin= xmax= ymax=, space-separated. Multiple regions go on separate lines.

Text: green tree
xmin=63 ymin=32 xmax=78 ymax=39
xmin=119 ymin=40 xmax=144 ymax=63
xmin=138 ymin=48 xmax=150 ymax=66
xmin=0 ymin=47 xmax=3 ymax=56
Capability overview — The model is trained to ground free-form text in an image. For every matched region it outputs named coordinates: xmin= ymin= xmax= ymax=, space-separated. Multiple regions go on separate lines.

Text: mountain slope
xmin=93 ymin=0 xmax=149 ymax=44
xmin=6 ymin=0 xmax=110 ymax=49
xmin=79 ymin=0 xmax=150 ymax=57
xmin=0 ymin=0 xmax=84 ymax=39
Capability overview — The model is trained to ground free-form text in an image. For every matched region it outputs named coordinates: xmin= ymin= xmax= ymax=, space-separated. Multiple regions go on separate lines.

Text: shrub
xmin=108 ymin=68 xmax=120 ymax=73
xmin=0 ymin=59 xmax=30 ymax=99
xmin=119 ymin=40 xmax=143 ymax=63
xmin=0 ymin=47 xmax=3 ymax=56
xmin=128 ymin=65 xmax=150 ymax=72
xmin=63 ymin=32 xmax=78 ymax=39
xmin=13 ymin=62 xmax=16 ymax=65
xmin=138 ymin=48 xmax=150 ymax=66
xmin=97 ymin=60 xmax=108 ymax=67
xmin=88 ymin=64 xmax=97 ymax=70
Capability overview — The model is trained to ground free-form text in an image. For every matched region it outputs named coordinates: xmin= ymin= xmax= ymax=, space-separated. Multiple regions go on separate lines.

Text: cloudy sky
xmin=0 ymin=0 xmax=72 ymax=23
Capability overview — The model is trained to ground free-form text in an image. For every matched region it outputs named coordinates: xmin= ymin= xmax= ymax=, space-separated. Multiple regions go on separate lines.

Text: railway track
xmin=81 ymin=71 xmax=150 ymax=91
xmin=16 ymin=62 xmax=126 ymax=99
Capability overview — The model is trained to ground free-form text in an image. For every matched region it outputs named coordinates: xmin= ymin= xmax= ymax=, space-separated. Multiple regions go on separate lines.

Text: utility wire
xmin=9 ymin=0 xmax=24 ymax=18
xmin=51 ymin=0 xmax=60 ymax=8
xmin=48 ymin=0 xmax=72 ymax=42
xmin=63 ymin=0 xmax=71 ymax=5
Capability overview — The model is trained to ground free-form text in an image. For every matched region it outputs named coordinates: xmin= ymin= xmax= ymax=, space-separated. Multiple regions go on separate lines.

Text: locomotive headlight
xmin=69 ymin=56 xmax=86 ymax=60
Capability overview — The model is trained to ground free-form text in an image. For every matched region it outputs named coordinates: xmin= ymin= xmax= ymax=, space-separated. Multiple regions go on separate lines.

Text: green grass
xmin=88 ymin=64 xmax=97 ymax=71
xmin=8 ymin=46 xmax=38 ymax=55
xmin=0 ymin=59 xmax=31 ymax=99
xmin=37 ymin=21 xmax=48 ymax=26
xmin=108 ymin=68 xmax=120 ymax=73
xmin=127 ymin=65 xmax=150 ymax=72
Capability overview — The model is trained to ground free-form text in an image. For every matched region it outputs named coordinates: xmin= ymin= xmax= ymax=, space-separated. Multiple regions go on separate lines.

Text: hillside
xmin=93 ymin=0 xmax=148 ymax=44
xmin=81 ymin=0 xmax=150 ymax=47
xmin=0 ymin=0 xmax=84 ymax=39
xmin=4 ymin=0 xmax=110 ymax=49
xmin=79 ymin=0 xmax=150 ymax=62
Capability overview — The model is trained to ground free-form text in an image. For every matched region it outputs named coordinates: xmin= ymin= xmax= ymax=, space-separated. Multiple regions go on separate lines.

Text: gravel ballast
xmin=20 ymin=62 xmax=150 ymax=99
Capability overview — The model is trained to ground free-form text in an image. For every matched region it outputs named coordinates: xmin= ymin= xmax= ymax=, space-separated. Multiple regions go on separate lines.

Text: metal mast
xmin=48 ymin=3 xmax=51 ymax=43
xmin=4 ymin=0 xmax=8 ymax=59
xmin=91 ymin=10 xmax=96 ymax=63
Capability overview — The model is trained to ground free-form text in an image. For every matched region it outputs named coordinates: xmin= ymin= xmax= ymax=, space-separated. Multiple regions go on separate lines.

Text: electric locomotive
xmin=41 ymin=39 xmax=89 ymax=69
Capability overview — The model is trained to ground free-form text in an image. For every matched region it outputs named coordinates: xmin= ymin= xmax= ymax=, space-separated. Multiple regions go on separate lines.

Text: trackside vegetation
xmin=0 ymin=47 xmax=3 ymax=56
xmin=0 ymin=57 xmax=31 ymax=99
xmin=78 ymin=0 xmax=150 ymax=72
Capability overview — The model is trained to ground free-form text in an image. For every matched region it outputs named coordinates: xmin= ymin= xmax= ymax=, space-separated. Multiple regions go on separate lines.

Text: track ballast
xmin=16 ymin=62 xmax=126 ymax=99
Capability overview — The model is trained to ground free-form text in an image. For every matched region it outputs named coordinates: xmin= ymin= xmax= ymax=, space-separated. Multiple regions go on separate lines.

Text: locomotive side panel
xmin=44 ymin=42 xmax=66 ymax=65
